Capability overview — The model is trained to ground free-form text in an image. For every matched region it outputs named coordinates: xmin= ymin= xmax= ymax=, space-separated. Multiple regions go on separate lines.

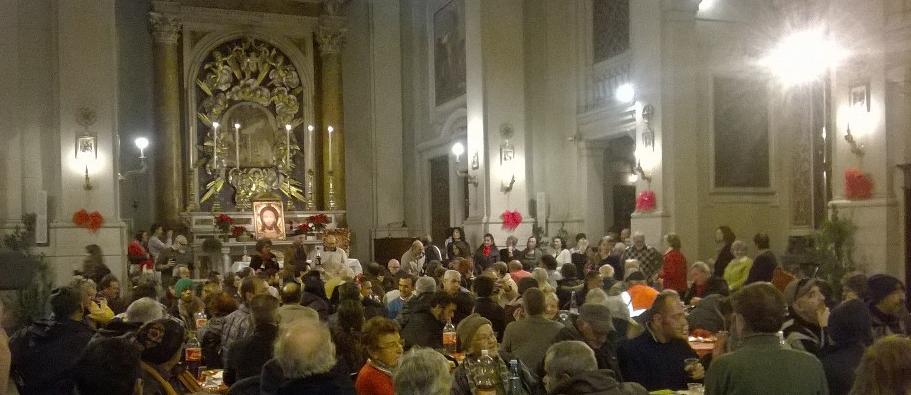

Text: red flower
xmin=636 ymin=190 xmax=657 ymax=212
xmin=231 ymin=226 xmax=246 ymax=237
xmin=844 ymin=168 xmax=873 ymax=200
xmin=295 ymin=223 xmax=312 ymax=234
xmin=501 ymin=210 xmax=523 ymax=231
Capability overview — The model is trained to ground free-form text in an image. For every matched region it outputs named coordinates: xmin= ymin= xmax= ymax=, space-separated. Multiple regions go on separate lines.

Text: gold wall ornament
xmin=195 ymin=37 xmax=309 ymax=209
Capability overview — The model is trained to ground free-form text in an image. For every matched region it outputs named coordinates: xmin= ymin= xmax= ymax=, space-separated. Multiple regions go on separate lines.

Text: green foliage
xmin=812 ymin=208 xmax=857 ymax=299
xmin=1 ymin=213 xmax=54 ymax=329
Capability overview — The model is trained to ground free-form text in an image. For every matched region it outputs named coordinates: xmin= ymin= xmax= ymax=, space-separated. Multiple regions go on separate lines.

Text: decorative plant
xmin=214 ymin=213 xmax=234 ymax=234
xmin=230 ymin=226 xmax=246 ymax=238
xmin=294 ymin=222 xmax=313 ymax=235
xmin=812 ymin=208 xmax=857 ymax=299
xmin=306 ymin=214 xmax=330 ymax=232
xmin=1 ymin=214 xmax=54 ymax=330
xmin=201 ymin=237 xmax=223 ymax=254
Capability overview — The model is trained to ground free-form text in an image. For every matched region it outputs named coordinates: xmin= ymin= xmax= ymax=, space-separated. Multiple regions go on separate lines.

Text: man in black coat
xmin=472 ymin=276 xmax=506 ymax=342
xmin=399 ymin=291 xmax=456 ymax=349
xmin=225 ymin=294 xmax=280 ymax=386
xmin=745 ymin=233 xmax=779 ymax=285
xmin=9 ymin=286 xmax=95 ymax=395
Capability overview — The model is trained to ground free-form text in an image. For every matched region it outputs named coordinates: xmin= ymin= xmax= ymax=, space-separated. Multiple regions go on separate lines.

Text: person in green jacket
xmin=705 ymin=282 xmax=829 ymax=395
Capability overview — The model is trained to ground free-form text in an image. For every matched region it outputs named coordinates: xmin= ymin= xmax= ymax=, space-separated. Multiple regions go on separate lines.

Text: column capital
xmin=149 ymin=12 xmax=182 ymax=45
xmin=317 ymin=16 xmax=348 ymax=55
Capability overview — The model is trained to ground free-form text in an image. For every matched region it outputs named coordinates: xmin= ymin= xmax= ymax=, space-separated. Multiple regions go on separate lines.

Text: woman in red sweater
xmin=356 ymin=317 xmax=404 ymax=395
xmin=660 ymin=233 xmax=688 ymax=294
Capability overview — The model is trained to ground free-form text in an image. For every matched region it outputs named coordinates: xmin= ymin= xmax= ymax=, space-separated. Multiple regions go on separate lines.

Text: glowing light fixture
xmin=451 ymin=142 xmax=465 ymax=162
xmin=615 ymin=83 xmax=636 ymax=103
xmin=761 ymin=29 xmax=845 ymax=86
xmin=698 ymin=0 xmax=715 ymax=12
xmin=134 ymin=137 xmax=149 ymax=159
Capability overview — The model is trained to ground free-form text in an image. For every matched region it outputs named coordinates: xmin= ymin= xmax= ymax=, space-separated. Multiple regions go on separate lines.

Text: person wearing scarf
xmin=134 ymin=318 xmax=204 ymax=395
xmin=451 ymin=314 xmax=537 ymax=395
xmin=473 ymin=234 xmax=499 ymax=276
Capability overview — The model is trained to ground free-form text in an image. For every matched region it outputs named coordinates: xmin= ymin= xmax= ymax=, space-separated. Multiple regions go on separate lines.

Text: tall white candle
xmin=285 ymin=124 xmax=292 ymax=170
xmin=212 ymin=122 xmax=220 ymax=166
xmin=328 ymin=125 xmax=334 ymax=171
xmin=234 ymin=122 xmax=241 ymax=167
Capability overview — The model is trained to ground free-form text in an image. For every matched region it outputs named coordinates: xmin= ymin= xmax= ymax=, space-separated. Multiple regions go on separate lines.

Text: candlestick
xmin=284 ymin=124 xmax=292 ymax=171
xmin=328 ymin=125 xmax=334 ymax=171
xmin=212 ymin=122 xmax=220 ymax=167
xmin=234 ymin=122 xmax=241 ymax=167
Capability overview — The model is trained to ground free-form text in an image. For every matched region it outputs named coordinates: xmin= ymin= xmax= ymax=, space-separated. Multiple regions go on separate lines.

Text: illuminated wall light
xmin=615 ymin=83 xmax=636 ymax=103
xmin=761 ymin=29 xmax=845 ymax=86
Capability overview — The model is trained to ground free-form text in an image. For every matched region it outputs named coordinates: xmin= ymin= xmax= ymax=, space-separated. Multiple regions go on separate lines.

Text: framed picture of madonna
xmin=252 ymin=200 xmax=286 ymax=240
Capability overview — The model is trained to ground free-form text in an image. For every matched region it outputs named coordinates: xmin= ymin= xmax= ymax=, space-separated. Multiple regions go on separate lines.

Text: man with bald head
xmin=309 ymin=234 xmax=351 ymax=274
xmin=277 ymin=282 xmax=318 ymax=324
xmin=400 ymin=240 xmax=426 ymax=275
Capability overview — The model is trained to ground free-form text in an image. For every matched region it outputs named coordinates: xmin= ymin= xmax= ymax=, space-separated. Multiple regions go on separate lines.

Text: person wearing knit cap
xmin=820 ymin=299 xmax=873 ymax=395
xmin=451 ymin=313 xmax=537 ymax=395
xmin=781 ymin=278 xmax=830 ymax=355
xmin=135 ymin=318 xmax=203 ymax=394
xmin=866 ymin=274 xmax=910 ymax=338
xmin=172 ymin=278 xmax=205 ymax=332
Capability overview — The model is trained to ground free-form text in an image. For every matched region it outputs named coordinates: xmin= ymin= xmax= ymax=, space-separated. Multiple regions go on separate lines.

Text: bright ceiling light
xmin=761 ymin=29 xmax=845 ymax=86
xmin=698 ymin=0 xmax=715 ymax=12
xmin=615 ymin=83 xmax=636 ymax=103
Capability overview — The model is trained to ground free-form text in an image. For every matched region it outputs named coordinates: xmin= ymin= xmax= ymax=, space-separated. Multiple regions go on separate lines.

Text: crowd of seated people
xmin=1 ymin=224 xmax=910 ymax=395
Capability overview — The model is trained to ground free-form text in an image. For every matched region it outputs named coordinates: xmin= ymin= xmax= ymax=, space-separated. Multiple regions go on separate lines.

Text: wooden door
xmin=430 ymin=156 xmax=451 ymax=250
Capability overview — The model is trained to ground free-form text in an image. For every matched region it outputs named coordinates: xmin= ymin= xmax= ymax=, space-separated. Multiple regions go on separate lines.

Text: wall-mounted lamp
xmin=75 ymin=134 xmax=97 ymax=190
xmin=633 ymin=160 xmax=652 ymax=183
xmin=641 ymin=104 xmax=656 ymax=150
xmin=452 ymin=142 xmax=478 ymax=187
xmin=615 ymin=83 xmax=636 ymax=103
xmin=844 ymin=124 xmax=865 ymax=157
xmin=120 ymin=136 xmax=150 ymax=181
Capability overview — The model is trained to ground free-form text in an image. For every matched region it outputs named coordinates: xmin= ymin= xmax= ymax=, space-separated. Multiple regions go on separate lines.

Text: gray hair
xmin=394 ymin=348 xmax=452 ymax=395
xmin=443 ymin=269 xmax=461 ymax=281
xmin=415 ymin=276 xmax=437 ymax=295
xmin=274 ymin=320 xmax=337 ymax=379
xmin=732 ymin=240 xmax=748 ymax=254
xmin=585 ymin=288 xmax=609 ymax=305
xmin=125 ymin=297 xmax=165 ymax=324
xmin=598 ymin=264 xmax=615 ymax=278
xmin=690 ymin=261 xmax=711 ymax=275
xmin=544 ymin=341 xmax=597 ymax=383
xmin=612 ymin=242 xmax=627 ymax=254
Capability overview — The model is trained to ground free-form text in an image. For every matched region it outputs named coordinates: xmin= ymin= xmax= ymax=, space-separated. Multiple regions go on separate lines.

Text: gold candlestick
xmin=306 ymin=169 xmax=316 ymax=210
xmin=327 ymin=170 xmax=337 ymax=210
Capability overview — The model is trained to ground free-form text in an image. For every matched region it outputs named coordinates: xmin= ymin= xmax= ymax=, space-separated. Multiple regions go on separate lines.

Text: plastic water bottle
xmin=442 ymin=320 xmax=457 ymax=354
xmin=509 ymin=359 xmax=521 ymax=394
xmin=475 ymin=349 xmax=498 ymax=395
xmin=569 ymin=290 xmax=579 ymax=314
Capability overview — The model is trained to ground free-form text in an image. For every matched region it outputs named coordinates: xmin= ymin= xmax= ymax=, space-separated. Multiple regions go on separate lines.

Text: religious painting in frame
xmin=433 ymin=0 xmax=466 ymax=106
xmin=849 ymin=82 xmax=870 ymax=112
xmin=252 ymin=200 xmax=286 ymax=240
xmin=712 ymin=76 xmax=771 ymax=189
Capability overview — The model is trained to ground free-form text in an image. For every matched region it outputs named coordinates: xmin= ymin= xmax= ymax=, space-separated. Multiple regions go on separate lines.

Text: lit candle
xmin=328 ymin=125 xmax=334 ymax=171
xmin=212 ymin=122 xmax=220 ymax=166
xmin=234 ymin=122 xmax=241 ymax=167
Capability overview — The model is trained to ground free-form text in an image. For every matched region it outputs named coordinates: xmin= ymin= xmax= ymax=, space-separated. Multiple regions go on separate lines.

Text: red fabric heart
xmin=501 ymin=210 xmax=523 ymax=232
xmin=636 ymin=190 xmax=657 ymax=212
xmin=844 ymin=168 xmax=873 ymax=200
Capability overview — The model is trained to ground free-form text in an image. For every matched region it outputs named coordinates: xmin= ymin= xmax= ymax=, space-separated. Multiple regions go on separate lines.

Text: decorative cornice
xmin=322 ymin=0 xmax=352 ymax=16
xmin=149 ymin=12 xmax=182 ymax=44
xmin=316 ymin=16 xmax=347 ymax=55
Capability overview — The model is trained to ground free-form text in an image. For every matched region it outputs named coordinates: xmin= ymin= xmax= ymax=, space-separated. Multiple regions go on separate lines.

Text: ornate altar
xmin=149 ymin=1 xmax=352 ymax=240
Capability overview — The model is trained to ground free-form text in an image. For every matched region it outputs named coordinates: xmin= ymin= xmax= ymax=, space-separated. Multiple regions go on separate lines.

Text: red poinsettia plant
xmin=72 ymin=209 xmax=104 ymax=233
xmin=214 ymin=213 xmax=234 ymax=234
xmin=306 ymin=214 xmax=331 ymax=232
xmin=500 ymin=210 xmax=523 ymax=232
xmin=844 ymin=168 xmax=873 ymax=200
xmin=294 ymin=222 xmax=313 ymax=235
xmin=635 ymin=190 xmax=657 ymax=212
xmin=230 ymin=226 xmax=246 ymax=238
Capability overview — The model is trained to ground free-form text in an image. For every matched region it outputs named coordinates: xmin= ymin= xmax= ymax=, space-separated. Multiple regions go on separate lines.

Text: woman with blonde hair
xmin=532 ymin=267 xmax=555 ymax=291
xmin=849 ymin=335 xmax=911 ymax=395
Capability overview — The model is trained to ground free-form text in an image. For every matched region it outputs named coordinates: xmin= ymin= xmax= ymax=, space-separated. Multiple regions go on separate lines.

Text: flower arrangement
xmin=230 ymin=226 xmax=247 ymax=238
xmin=500 ymin=210 xmax=523 ymax=232
xmin=844 ymin=168 xmax=873 ymax=200
xmin=72 ymin=209 xmax=104 ymax=233
xmin=635 ymin=190 xmax=657 ymax=212
xmin=294 ymin=222 xmax=313 ymax=235
xmin=306 ymin=214 xmax=330 ymax=232
xmin=214 ymin=213 xmax=234 ymax=234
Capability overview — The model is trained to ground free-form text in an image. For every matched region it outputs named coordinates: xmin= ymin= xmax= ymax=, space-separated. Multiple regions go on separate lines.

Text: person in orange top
xmin=627 ymin=271 xmax=659 ymax=310
xmin=356 ymin=317 xmax=404 ymax=395
xmin=660 ymin=233 xmax=688 ymax=294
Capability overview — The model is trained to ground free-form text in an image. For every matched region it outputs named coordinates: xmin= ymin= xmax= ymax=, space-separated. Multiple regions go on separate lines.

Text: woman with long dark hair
xmin=445 ymin=227 xmax=469 ymax=260
xmin=473 ymin=233 xmax=499 ymax=275
xmin=713 ymin=226 xmax=736 ymax=278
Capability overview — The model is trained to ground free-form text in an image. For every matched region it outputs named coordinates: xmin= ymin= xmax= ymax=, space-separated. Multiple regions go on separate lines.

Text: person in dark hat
xmin=820 ymin=299 xmax=873 ymax=395
xmin=617 ymin=291 xmax=702 ymax=391
xmin=781 ymin=278 xmax=830 ymax=355
xmin=866 ymin=274 xmax=910 ymax=338
xmin=551 ymin=303 xmax=623 ymax=376
xmin=135 ymin=318 xmax=203 ymax=394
